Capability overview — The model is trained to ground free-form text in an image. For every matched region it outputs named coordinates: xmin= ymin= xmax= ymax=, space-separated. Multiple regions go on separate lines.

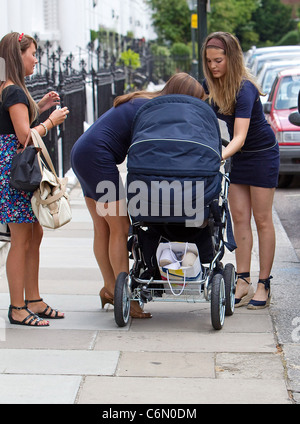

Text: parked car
xmin=245 ymin=45 xmax=300 ymax=68
xmin=258 ymin=60 xmax=300 ymax=104
xmin=251 ymin=51 xmax=300 ymax=76
xmin=263 ymin=67 xmax=300 ymax=187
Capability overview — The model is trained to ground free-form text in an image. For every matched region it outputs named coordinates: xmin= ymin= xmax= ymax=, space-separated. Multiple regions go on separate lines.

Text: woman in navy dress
xmin=71 ymin=73 xmax=205 ymax=318
xmin=0 ymin=33 xmax=69 ymax=326
xmin=202 ymin=32 xmax=279 ymax=309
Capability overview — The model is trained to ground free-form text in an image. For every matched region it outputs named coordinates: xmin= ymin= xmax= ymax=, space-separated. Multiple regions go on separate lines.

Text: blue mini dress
xmin=203 ymin=80 xmax=279 ymax=188
xmin=71 ymin=98 xmax=149 ymax=202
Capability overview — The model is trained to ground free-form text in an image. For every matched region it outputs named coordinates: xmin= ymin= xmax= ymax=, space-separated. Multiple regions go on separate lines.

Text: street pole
xmin=197 ymin=0 xmax=207 ymax=82
xmin=191 ymin=13 xmax=198 ymax=79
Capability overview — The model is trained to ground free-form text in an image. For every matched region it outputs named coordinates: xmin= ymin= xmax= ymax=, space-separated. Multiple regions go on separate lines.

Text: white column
xmin=42 ymin=0 xmax=60 ymax=41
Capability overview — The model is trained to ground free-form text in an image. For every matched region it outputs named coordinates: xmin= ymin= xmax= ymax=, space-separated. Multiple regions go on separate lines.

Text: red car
xmin=263 ymin=67 xmax=300 ymax=187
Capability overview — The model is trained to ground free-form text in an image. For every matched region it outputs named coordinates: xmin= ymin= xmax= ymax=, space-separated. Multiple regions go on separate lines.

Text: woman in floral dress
xmin=0 ymin=32 xmax=69 ymax=326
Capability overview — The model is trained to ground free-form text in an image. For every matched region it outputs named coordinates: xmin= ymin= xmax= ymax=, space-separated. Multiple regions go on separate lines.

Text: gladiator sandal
xmin=8 ymin=304 xmax=49 ymax=327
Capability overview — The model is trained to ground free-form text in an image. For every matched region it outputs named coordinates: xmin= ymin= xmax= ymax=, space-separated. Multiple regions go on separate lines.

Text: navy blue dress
xmin=203 ymin=80 xmax=279 ymax=188
xmin=71 ymin=98 xmax=149 ymax=201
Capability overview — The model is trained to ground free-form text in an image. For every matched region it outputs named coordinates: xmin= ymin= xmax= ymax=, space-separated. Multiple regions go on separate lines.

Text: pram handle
xmin=221 ymin=138 xmax=232 ymax=174
xmin=221 ymin=138 xmax=229 ymax=147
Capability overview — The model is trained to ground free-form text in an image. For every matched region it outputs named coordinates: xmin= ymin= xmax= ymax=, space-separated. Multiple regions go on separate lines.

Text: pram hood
xmin=127 ymin=94 xmax=222 ymax=225
xmin=128 ymin=94 xmax=222 ymax=177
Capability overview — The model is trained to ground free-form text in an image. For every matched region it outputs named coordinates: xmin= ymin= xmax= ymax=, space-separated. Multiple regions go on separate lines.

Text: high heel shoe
xmin=235 ymin=272 xmax=254 ymax=308
xmin=130 ymin=301 xmax=152 ymax=319
xmin=100 ymin=287 xmax=114 ymax=308
xmin=247 ymin=276 xmax=272 ymax=310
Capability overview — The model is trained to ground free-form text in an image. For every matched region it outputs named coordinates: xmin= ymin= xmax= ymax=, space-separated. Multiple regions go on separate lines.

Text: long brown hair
xmin=0 ymin=32 xmax=39 ymax=124
xmin=202 ymin=32 xmax=262 ymax=115
xmin=113 ymin=72 xmax=205 ymax=107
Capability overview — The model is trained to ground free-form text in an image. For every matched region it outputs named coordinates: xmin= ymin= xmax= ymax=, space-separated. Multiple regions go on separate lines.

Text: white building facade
xmin=0 ymin=0 xmax=156 ymax=60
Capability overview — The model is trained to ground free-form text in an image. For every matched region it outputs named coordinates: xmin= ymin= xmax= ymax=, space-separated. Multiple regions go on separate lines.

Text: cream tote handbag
xmin=30 ymin=129 xmax=72 ymax=229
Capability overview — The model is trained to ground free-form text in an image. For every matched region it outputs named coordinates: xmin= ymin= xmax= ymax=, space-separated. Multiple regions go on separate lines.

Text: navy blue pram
xmin=127 ymin=94 xmax=222 ymax=225
xmin=114 ymin=94 xmax=237 ymax=330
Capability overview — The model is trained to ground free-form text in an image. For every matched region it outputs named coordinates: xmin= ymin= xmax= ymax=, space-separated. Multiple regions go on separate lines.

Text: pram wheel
xmin=223 ymin=263 xmax=235 ymax=316
xmin=210 ymin=273 xmax=226 ymax=330
xmin=114 ymin=272 xmax=131 ymax=327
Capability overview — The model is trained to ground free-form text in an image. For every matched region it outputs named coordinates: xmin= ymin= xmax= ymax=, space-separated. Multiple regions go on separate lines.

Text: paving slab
xmin=93 ymin=331 xmax=277 ymax=353
xmin=39 ymin=267 xmax=101 ymax=282
xmin=37 ymin=279 xmax=101 ymax=295
xmin=215 ymin=352 xmax=286 ymax=380
xmin=0 ymin=349 xmax=119 ymax=375
xmin=0 ymin=329 xmax=97 ymax=350
xmin=0 ymin=293 xmax=100 ymax=312
xmin=40 ymin=237 xmax=98 ymax=269
xmin=0 ymin=374 xmax=81 ymax=404
xmin=128 ymin=302 xmax=274 ymax=334
xmin=117 ymin=352 xmax=215 ymax=378
xmin=77 ymin=376 xmax=290 ymax=404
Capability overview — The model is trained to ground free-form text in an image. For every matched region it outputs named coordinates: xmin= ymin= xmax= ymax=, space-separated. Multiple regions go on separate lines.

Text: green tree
xmin=147 ymin=0 xmax=296 ymax=53
xmin=209 ymin=0 xmax=259 ymax=34
xmin=170 ymin=42 xmax=191 ymax=72
xmin=208 ymin=0 xmax=260 ymax=50
xmin=120 ymin=49 xmax=141 ymax=69
xmin=148 ymin=0 xmax=260 ymax=50
xmin=147 ymin=0 xmax=191 ymax=44
xmin=252 ymin=0 xmax=295 ymax=45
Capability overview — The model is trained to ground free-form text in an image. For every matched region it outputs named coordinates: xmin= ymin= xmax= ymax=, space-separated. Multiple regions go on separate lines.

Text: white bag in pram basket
xmin=156 ymin=241 xmax=202 ymax=296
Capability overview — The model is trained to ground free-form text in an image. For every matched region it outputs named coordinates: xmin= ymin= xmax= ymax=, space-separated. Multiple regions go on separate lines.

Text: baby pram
xmin=114 ymin=94 xmax=237 ymax=330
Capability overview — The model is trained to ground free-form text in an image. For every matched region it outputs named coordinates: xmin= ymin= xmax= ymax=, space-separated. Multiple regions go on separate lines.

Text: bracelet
xmin=47 ymin=117 xmax=54 ymax=128
xmin=40 ymin=122 xmax=48 ymax=137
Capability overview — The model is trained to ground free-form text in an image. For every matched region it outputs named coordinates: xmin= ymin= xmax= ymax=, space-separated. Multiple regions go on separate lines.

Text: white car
xmin=245 ymin=45 xmax=300 ymax=68
xmin=258 ymin=60 xmax=300 ymax=104
xmin=251 ymin=51 xmax=300 ymax=76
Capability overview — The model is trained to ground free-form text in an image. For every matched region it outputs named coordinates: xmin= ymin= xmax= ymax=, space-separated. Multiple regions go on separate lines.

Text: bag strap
xmin=166 ymin=269 xmax=187 ymax=296
xmin=30 ymin=128 xmax=59 ymax=180
xmin=167 ymin=241 xmax=188 ymax=264
xmin=17 ymin=130 xmax=32 ymax=153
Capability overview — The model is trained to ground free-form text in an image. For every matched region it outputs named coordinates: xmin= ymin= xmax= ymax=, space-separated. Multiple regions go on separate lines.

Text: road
xmin=274 ymin=175 xmax=300 ymax=260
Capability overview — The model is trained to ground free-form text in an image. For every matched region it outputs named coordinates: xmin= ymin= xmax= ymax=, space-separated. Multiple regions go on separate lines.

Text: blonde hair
xmin=0 ymin=32 xmax=39 ymax=124
xmin=114 ymin=72 xmax=205 ymax=107
xmin=202 ymin=32 xmax=262 ymax=115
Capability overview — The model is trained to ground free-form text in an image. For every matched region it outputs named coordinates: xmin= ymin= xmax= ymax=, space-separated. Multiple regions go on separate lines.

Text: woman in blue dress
xmin=71 ymin=72 xmax=205 ymax=318
xmin=202 ymin=32 xmax=279 ymax=309
xmin=0 ymin=32 xmax=69 ymax=326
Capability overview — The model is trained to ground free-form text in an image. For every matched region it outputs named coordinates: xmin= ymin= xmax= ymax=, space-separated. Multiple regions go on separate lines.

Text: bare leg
xmin=7 ymin=223 xmax=48 ymax=325
xmin=98 ymin=199 xmax=151 ymax=317
xmin=250 ymin=186 xmax=276 ymax=302
xmin=85 ymin=197 xmax=121 ymax=294
xmin=86 ymin=197 xmax=150 ymax=317
xmin=23 ymin=222 xmax=64 ymax=318
xmin=99 ymin=198 xmax=130 ymax=278
xmin=229 ymin=184 xmax=253 ymax=299
xmin=24 ymin=222 xmax=43 ymax=300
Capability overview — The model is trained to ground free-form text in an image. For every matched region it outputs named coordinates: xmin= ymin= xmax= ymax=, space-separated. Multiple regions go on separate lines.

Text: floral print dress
xmin=0 ymin=86 xmax=38 ymax=224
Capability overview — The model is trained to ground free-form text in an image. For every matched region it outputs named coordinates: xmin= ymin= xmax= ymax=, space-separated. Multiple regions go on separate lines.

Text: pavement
xmin=0 ymin=172 xmax=299 ymax=405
